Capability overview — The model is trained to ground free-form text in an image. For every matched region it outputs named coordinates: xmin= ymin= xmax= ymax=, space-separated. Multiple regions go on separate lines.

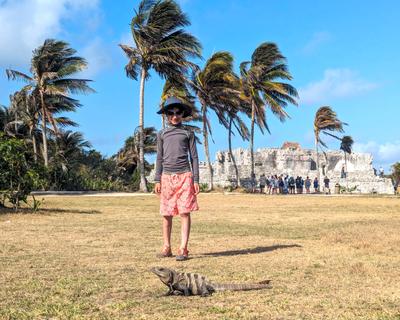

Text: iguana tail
xmin=212 ymin=280 xmax=272 ymax=292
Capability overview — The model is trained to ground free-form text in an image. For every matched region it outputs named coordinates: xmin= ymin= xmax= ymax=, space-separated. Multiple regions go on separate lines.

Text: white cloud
xmin=354 ymin=140 xmax=400 ymax=169
xmin=378 ymin=141 xmax=400 ymax=162
xmin=79 ymin=37 xmax=113 ymax=78
xmin=302 ymin=31 xmax=331 ymax=54
xmin=299 ymin=68 xmax=378 ymax=105
xmin=0 ymin=0 xmax=100 ymax=67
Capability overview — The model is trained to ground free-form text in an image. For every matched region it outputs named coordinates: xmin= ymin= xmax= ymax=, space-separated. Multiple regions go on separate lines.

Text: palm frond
xmin=340 ymin=135 xmax=354 ymax=154
xmin=5 ymin=69 xmax=33 ymax=83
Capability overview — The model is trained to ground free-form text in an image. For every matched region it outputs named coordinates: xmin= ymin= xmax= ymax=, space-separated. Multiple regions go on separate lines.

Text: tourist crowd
xmin=252 ymin=174 xmax=331 ymax=195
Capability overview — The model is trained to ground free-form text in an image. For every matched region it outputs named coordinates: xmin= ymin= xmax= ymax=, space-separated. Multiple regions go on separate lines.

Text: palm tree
xmin=52 ymin=130 xmax=92 ymax=172
xmin=116 ymin=126 xmax=157 ymax=175
xmin=119 ymin=0 xmax=202 ymax=192
xmin=314 ymin=106 xmax=346 ymax=185
xmin=323 ymin=132 xmax=353 ymax=183
xmin=7 ymin=89 xmax=41 ymax=162
xmin=226 ymin=104 xmax=250 ymax=188
xmin=191 ymin=51 xmax=241 ymax=191
xmin=49 ymin=130 xmax=92 ymax=189
xmin=240 ymin=42 xmax=298 ymax=178
xmin=6 ymin=39 xmax=93 ymax=167
xmin=0 ymin=105 xmax=13 ymax=134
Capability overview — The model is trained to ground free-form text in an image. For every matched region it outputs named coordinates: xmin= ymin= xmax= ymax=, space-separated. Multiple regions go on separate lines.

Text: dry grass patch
xmin=0 ymin=194 xmax=399 ymax=319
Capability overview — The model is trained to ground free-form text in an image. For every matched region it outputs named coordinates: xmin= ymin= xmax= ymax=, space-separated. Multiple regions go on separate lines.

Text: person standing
xmin=283 ymin=175 xmax=289 ymax=194
xmin=305 ymin=176 xmax=311 ymax=194
xmin=323 ymin=176 xmax=330 ymax=194
xmin=289 ymin=176 xmax=295 ymax=194
xmin=154 ymin=97 xmax=200 ymax=261
xmin=259 ymin=173 xmax=267 ymax=194
xmin=341 ymin=164 xmax=346 ymax=179
xmin=313 ymin=177 xmax=319 ymax=193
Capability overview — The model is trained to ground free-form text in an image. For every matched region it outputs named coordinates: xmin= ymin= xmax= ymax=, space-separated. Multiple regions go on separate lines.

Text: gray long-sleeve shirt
xmin=154 ymin=124 xmax=199 ymax=183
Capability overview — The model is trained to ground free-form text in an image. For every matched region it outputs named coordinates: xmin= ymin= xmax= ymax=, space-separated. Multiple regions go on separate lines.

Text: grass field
xmin=1 ymin=194 xmax=400 ymax=319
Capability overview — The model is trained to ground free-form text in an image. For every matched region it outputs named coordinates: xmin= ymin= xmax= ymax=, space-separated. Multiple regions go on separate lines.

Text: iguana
xmin=150 ymin=266 xmax=272 ymax=296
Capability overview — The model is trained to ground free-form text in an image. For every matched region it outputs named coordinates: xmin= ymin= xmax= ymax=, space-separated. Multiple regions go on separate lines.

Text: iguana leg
xmin=200 ymin=283 xmax=211 ymax=297
xmin=200 ymin=290 xmax=210 ymax=297
xmin=171 ymin=290 xmax=184 ymax=296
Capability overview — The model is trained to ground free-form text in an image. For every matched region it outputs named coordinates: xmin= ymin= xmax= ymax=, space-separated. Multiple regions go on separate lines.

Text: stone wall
xmin=198 ymin=147 xmax=394 ymax=194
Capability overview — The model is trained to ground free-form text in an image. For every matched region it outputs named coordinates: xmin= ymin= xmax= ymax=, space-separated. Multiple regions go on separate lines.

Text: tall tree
xmin=226 ymin=104 xmax=250 ymax=188
xmin=6 ymin=39 xmax=93 ymax=167
xmin=240 ymin=42 xmax=298 ymax=178
xmin=314 ymin=106 xmax=346 ymax=185
xmin=191 ymin=51 xmax=240 ymax=190
xmin=120 ymin=0 xmax=202 ymax=192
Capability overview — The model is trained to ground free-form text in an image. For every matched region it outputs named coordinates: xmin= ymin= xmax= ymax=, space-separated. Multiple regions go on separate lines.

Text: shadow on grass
xmin=199 ymin=244 xmax=302 ymax=257
xmin=0 ymin=207 xmax=101 ymax=215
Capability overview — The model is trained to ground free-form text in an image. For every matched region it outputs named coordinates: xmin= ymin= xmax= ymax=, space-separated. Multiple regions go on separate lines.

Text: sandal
xmin=176 ymin=248 xmax=189 ymax=261
xmin=156 ymin=245 xmax=172 ymax=258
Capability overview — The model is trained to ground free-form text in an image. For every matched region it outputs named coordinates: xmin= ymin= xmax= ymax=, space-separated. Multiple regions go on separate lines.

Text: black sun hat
xmin=157 ymin=97 xmax=192 ymax=117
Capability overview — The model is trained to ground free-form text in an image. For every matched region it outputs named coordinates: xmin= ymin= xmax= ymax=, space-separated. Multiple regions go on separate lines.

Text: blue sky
xmin=1 ymin=0 xmax=399 ymax=171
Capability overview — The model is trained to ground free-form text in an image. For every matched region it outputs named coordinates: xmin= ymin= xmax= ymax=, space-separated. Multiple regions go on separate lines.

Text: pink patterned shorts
xmin=159 ymin=172 xmax=199 ymax=216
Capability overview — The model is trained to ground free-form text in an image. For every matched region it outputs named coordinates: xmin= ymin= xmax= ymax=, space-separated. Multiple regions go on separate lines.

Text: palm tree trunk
xmin=315 ymin=135 xmax=320 ymax=192
xmin=228 ymin=118 xmax=240 ymax=188
xmin=202 ymin=104 xmax=213 ymax=191
xmin=138 ymin=66 xmax=148 ymax=192
xmin=39 ymin=91 xmax=48 ymax=167
xmin=30 ymin=128 xmax=38 ymax=163
xmin=344 ymin=151 xmax=348 ymax=188
xmin=249 ymin=100 xmax=255 ymax=178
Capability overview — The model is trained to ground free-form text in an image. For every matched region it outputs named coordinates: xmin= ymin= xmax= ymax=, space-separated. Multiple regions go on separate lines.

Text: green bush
xmin=0 ymin=134 xmax=46 ymax=211
xmin=199 ymin=183 xmax=208 ymax=192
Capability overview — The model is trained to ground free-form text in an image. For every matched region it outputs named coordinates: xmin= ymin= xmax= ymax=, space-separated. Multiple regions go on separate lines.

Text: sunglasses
xmin=166 ymin=110 xmax=183 ymax=116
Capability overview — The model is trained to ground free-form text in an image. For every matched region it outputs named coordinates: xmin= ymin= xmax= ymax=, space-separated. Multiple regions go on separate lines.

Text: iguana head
xmin=150 ymin=266 xmax=175 ymax=286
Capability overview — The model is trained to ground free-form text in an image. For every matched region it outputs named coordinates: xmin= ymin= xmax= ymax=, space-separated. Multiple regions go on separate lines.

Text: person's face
xmin=166 ymin=107 xmax=183 ymax=125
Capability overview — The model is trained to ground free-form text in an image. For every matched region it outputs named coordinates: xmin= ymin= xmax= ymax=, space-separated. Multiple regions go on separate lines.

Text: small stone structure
xmin=197 ymin=143 xmax=394 ymax=194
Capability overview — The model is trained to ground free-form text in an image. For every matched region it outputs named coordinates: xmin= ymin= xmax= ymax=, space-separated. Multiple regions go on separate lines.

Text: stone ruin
xmin=198 ymin=142 xmax=394 ymax=194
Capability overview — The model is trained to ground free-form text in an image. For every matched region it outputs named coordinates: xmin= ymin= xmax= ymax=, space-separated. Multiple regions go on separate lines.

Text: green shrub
xmin=199 ymin=183 xmax=208 ymax=192
xmin=0 ymin=134 xmax=46 ymax=211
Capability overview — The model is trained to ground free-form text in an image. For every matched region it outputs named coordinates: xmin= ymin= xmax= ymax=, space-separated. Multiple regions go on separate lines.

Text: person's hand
xmin=194 ymin=183 xmax=200 ymax=195
xmin=155 ymin=182 xmax=161 ymax=194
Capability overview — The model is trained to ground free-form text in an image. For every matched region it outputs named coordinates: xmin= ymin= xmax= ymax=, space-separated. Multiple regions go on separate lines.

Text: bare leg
xmin=162 ymin=216 xmax=173 ymax=248
xmin=179 ymin=213 xmax=191 ymax=250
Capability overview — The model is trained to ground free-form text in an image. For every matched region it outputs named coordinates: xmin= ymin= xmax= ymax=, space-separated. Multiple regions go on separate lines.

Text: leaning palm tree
xmin=6 ymin=39 xmax=93 ymax=167
xmin=240 ymin=42 xmax=298 ymax=178
xmin=191 ymin=51 xmax=241 ymax=191
xmin=314 ymin=106 xmax=346 ymax=185
xmin=119 ymin=0 xmax=202 ymax=192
